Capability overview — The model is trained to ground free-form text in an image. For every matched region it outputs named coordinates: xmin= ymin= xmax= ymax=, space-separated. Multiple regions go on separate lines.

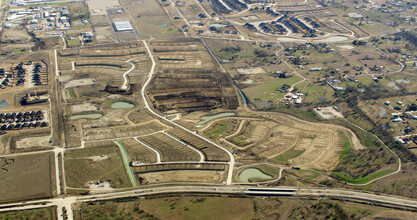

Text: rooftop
xmin=113 ymin=21 xmax=133 ymax=31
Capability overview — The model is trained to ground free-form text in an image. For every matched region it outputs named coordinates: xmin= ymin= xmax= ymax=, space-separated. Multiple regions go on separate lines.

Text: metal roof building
xmin=113 ymin=21 xmax=133 ymax=31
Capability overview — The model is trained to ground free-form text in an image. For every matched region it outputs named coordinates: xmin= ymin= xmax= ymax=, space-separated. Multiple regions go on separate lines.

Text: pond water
xmin=239 ymin=168 xmax=273 ymax=183
xmin=111 ymin=102 xmax=134 ymax=109
xmin=157 ymin=24 xmax=168 ymax=27
xmin=210 ymin=24 xmax=229 ymax=28
xmin=70 ymin=113 xmax=102 ymax=120
xmin=196 ymin=112 xmax=236 ymax=125
xmin=276 ymin=37 xmax=307 ymax=42
xmin=0 ymin=100 xmax=11 ymax=109
xmin=315 ymin=36 xmax=348 ymax=42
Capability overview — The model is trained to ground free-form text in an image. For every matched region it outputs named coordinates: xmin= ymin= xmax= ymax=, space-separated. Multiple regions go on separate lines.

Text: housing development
xmin=0 ymin=0 xmax=417 ymax=219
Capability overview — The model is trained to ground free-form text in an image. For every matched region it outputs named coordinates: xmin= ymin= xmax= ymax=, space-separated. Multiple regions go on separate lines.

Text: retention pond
xmin=239 ymin=168 xmax=273 ymax=183
xmin=111 ymin=102 xmax=134 ymax=109
xmin=0 ymin=100 xmax=11 ymax=109
xmin=196 ymin=112 xmax=236 ymax=125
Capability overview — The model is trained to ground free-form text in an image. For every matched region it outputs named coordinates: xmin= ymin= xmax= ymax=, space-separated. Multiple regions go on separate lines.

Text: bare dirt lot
xmin=147 ymin=38 xmax=239 ymax=113
xmin=0 ymin=152 xmax=54 ymax=203
xmin=199 ymin=110 xmax=365 ymax=170
xmin=314 ymin=106 xmax=344 ymax=119
xmin=139 ymin=170 xmax=224 ymax=184
xmin=15 ymin=135 xmax=52 ymax=149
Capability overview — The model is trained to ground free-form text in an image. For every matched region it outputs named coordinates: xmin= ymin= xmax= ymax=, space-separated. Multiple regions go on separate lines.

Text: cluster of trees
xmin=333 ymin=145 xmax=396 ymax=179
xmin=335 ymin=85 xmax=417 ymax=163
xmin=244 ymin=23 xmax=257 ymax=31
xmin=219 ymin=46 xmax=242 ymax=53
xmin=352 ymin=40 xmax=367 ymax=45
xmin=398 ymin=31 xmax=417 ymax=47
xmin=254 ymin=49 xmax=270 ymax=57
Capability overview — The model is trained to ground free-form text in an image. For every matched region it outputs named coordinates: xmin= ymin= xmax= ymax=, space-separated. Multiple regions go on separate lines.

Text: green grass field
xmin=266 ymin=106 xmax=320 ymax=121
xmin=78 ymin=196 xmax=254 ymax=219
xmin=140 ymin=197 xmax=255 ymax=220
xmin=204 ymin=121 xmax=229 ymax=139
xmin=68 ymin=88 xmax=75 ymax=99
xmin=331 ymin=132 xmax=395 ymax=184
xmin=64 ymin=146 xmax=131 ymax=188
xmin=229 ymin=122 xmax=255 ymax=147
xmin=296 ymin=81 xmax=335 ymax=103
xmin=0 ymin=208 xmax=55 ymax=220
xmin=294 ymin=48 xmax=346 ymax=65
xmin=332 ymin=169 xmax=394 ymax=184
xmin=66 ymin=39 xmax=81 ymax=47
xmin=274 ymin=148 xmax=305 ymax=163
xmin=243 ymin=76 xmax=302 ymax=102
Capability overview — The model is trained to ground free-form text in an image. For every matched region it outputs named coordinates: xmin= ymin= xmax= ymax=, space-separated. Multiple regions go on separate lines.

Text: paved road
xmin=2 ymin=185 xmax=417 ymax=219
xmin=120 ymin=58 xmax=136 ymax=90
xmin=141 ymin=40 xmax=236 ymax=185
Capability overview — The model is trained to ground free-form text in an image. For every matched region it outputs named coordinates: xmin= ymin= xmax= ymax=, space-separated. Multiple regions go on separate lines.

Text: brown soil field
xmin=64 ymin=146 xmax=131 ymax=188
xmin=138 ymin=170 xmax=225 ymax=184
xmin=0 ymin=152 xmax=54 ymax=203
xmin=199 ymin=110 xmax=366 ymax=170
xmin=138 ymin=132 xmax=200 ymax=162
xmin=148 ymin=38 xmax=239 ymax=113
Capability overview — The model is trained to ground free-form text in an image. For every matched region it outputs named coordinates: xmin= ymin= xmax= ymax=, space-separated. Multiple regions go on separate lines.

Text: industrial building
xmin=113 ymin=21 xmax=133 ymax=31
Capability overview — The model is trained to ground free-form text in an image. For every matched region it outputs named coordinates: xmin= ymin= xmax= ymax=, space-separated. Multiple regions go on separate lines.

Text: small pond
xmin=70 ymin=113 xmax=102 ymax=120
xmin=239 ymin=168 xmax=273 ymax=183
xmin=196 ymin=112 xmax=236 ymax=125
xmin=111 ymin=102 xmax=134 ymax=109
xmin=210 ymin=24 xmax=229 ymax=28
xmin=315 ymin=36 xmax=348 ymax=42
xmin=0 ymin=100 xmax=11 ymax=109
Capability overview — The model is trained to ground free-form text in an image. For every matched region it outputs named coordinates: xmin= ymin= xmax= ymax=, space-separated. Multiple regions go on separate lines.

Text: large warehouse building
xmin=113 ymin=21 xmax=133 ymax=31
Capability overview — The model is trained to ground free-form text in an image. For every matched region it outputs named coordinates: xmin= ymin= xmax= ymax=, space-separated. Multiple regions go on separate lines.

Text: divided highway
xmin=2 ymin=185 xmax=417 ymax=220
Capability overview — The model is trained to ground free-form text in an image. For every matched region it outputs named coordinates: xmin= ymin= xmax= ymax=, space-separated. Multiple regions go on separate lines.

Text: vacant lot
xmin=75 ymin=196 xmax=417 ymax=220
xmin=77 ymin=196 xmax=254 ymax=220
xmin=0 ymin=152 xmax=54 ymax=203
xmin=0 ymin=207 xmax=56 ymax=220
xmin=203 ymin=119 xmax=239 ymax=141
xmin=243 ymin=76 xmax=302 ymax=102
xmin=64 ymin=146 xmax=131 ymax=188
xmin=120 ymin=0 xmax=183 ymax=39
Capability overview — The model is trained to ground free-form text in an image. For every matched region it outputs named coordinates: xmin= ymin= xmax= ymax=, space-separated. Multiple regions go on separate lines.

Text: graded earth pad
xmin=0 ymin=152 xmax=54 ymax=203
xmin=147 ymin=38 xmax=239 ymax=113
xmin=200 ymin=111 xmax=365 ymax=170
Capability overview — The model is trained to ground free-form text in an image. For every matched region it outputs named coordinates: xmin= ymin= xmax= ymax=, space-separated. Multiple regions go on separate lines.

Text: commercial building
xmin=113 ymin=21 xmax=133 ymax=31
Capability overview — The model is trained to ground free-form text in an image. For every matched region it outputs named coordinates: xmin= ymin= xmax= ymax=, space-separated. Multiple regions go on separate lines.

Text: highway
xmin=2 ymin=185 xmax=417 ymax=219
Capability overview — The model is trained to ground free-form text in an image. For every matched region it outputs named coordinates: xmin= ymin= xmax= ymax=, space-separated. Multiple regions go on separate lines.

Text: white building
xmin=113 ymin=21 xmax=133 ymax=31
